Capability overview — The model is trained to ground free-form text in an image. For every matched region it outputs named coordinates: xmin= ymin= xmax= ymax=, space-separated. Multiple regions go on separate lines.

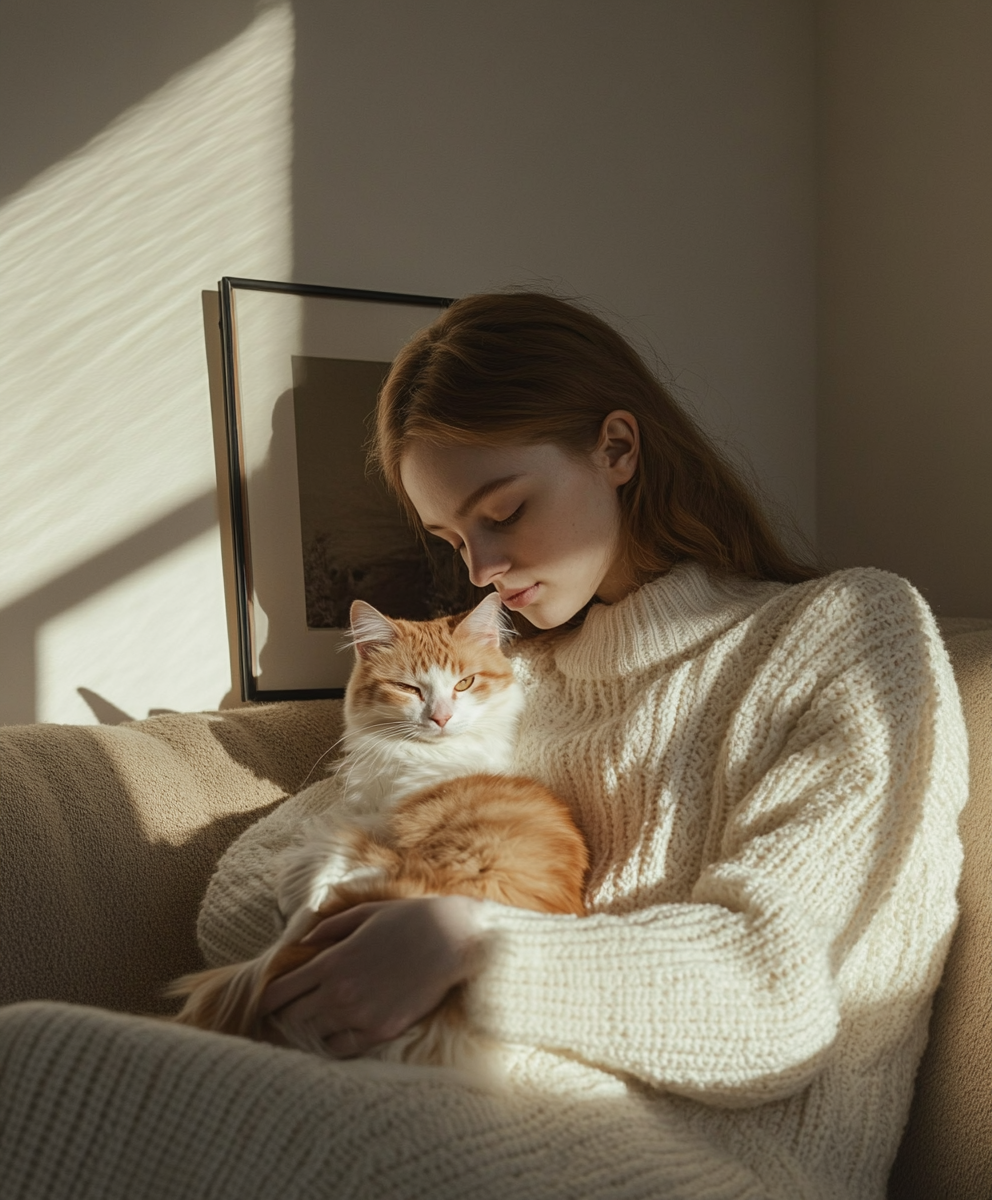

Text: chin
xmin=521 ymin=595 xmax=590 ymax=631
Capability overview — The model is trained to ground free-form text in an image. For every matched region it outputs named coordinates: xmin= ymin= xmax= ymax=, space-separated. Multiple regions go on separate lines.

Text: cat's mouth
xmin=419 ymin=724 xmax=452 ymax=739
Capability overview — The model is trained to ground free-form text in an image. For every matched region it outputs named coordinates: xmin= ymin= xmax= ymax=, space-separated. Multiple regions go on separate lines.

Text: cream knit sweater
xmin=195 ymin=562 xmax=967 ymax=1200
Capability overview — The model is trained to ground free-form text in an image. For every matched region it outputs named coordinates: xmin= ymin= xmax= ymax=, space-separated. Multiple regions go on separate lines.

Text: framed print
xmin=218 ymin=277 xmax=477 ymax=702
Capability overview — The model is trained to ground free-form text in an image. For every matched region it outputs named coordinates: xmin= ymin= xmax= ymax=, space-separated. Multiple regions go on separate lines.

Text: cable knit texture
xmin=186 ymin=563 xmax=970 ymax=1200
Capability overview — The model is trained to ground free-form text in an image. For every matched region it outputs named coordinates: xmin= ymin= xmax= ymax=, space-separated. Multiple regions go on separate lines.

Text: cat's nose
xmin=430 ymin=711 xmax=451 ymax=729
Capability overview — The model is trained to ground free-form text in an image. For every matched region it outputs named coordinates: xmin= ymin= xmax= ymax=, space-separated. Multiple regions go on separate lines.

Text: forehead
xmin=399 ymin=441 xmax=569 ymax=524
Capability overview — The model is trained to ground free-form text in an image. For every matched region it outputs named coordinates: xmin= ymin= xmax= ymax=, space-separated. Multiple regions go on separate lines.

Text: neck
xmin=593 ymin=551 xmax=638 ymax=606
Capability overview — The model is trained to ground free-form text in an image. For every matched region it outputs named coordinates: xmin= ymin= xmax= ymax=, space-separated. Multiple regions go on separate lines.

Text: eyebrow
xmin=422 ymin=474 xmax=523 ymax=531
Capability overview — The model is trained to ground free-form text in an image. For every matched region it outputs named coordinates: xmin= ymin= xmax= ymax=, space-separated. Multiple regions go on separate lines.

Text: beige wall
xmin=3 ymin=0 xmax=986 ymax=737
xmin=817 ymin=0 xmax=992 ymax=616
xmin=0 ymin=3 xmax=292 ymax=725
xmin=1 ymin=1 xmax=818 ymax=724
xmin=290 ymin=1 xmax=818 ymax=551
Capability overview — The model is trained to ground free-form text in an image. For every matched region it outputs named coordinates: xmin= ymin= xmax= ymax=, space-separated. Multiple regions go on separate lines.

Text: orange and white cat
xmin=169 ymin=594 xmax=588 ymax=1072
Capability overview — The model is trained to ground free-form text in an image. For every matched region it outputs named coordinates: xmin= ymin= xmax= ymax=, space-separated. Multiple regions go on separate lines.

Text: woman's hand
xmin=258 ymin=895 xmax=485 ymax=1057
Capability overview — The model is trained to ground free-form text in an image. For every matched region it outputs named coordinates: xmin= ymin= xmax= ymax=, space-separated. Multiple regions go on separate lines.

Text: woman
xmin=0 ymin=293 xmax=967 ymax=1200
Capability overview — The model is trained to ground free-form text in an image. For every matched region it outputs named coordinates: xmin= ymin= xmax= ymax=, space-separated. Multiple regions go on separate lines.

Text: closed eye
xmin=491 ymin=504 xmax=523 ymax=529
xmin=393 ymin=682 xmax=423 ymax=699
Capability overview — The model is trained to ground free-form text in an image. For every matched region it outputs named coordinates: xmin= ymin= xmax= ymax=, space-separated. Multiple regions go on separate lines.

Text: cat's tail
xmin=164 ymin=877 xmax=396 ymax=1042
xmin=166 ymin=939 xmax=321 ymax=1038
xmin=166 ymin=956 xmax=268 ymax=1037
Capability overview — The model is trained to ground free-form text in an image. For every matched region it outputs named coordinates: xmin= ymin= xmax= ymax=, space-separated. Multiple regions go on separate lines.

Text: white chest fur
xmin=276 ymin=682 xmax=524 ymax=917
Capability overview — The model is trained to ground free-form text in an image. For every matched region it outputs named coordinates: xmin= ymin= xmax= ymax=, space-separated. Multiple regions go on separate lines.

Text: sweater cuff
xmin=464 ymin=900 xmax=583 ymax=1045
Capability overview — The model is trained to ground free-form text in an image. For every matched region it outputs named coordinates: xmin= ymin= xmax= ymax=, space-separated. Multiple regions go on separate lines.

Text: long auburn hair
xmin=372 ymin=291 xmax=821 ymax=591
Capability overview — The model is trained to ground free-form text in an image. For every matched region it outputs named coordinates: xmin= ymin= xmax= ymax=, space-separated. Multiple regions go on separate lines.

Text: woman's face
xmin=399 ymin=413 xmax=640 ymax=630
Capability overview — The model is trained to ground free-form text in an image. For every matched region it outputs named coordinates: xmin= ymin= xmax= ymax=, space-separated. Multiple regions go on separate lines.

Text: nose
xmin=430 ymin=710 xmax=451 ymax=729
xmin=462 ymin=537 xmax=511 ymax=589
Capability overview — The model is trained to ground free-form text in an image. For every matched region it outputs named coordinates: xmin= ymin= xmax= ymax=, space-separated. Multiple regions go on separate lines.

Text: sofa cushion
xmin=0 ymin=701 xmax=342 ymax=1015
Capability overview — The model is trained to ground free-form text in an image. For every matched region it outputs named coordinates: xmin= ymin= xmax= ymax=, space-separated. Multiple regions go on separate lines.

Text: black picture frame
xmin=217 ymin=277 xmax=455 ymax=702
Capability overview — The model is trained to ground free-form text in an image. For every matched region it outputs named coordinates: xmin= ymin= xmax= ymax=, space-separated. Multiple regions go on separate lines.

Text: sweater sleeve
xmin=196 ymin=775 xmax=345 ymax=968
xmin=464 ymin=573 xmax=969 ymax=1107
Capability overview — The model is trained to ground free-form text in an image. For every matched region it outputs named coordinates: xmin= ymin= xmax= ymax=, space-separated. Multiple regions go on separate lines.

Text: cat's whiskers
xmin=334 ymin=718 xmax=453 ymax=808
xmin=335 ymin=732 xmax=409 ymax=798
xmin=300 ymin=714 xmax=424 ymax=790
xmin=333 ymin=721 xmax=416 ymax=776
xmin=297 ymin=730 xmax=354 ymax=790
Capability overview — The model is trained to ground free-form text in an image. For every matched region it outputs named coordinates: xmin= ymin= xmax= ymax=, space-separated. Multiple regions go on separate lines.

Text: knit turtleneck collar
xmin=550 ymin=561 xmax=788 ymax=680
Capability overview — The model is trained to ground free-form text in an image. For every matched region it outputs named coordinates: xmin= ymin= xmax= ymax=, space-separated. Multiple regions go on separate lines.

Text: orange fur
xmin=169 ymin=774 xmax=587 ymax=1061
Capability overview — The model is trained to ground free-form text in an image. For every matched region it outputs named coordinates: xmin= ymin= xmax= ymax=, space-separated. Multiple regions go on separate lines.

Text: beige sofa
xmin=1 ymin=623 xmax=989 ymax=1198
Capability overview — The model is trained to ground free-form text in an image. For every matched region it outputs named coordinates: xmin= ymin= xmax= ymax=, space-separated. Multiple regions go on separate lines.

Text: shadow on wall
xmin=1 ymin=7 xmax=296 ymax=726
xmin=0 ymin=492 xmax=217 ymax=726
xmin=0 ymin=0 xmax=259 ymax=205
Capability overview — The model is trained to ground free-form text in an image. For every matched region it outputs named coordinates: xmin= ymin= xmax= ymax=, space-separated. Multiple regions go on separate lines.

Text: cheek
xmin=451 ymin=690 xmax=481 ymax=721
xmin=535 ymin=487 xmax=618 ymax=570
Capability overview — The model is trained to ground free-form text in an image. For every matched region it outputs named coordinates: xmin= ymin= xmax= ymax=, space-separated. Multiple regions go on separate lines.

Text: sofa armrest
xmin=0 ymin=701 xmax=343 ymax=1015
xmin=889 ymin=626 xmax=992 ymax=1198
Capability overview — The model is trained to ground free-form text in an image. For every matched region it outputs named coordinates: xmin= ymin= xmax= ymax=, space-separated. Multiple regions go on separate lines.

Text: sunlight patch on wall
xmin=0 ymin=3 xmax=294 ymax=722
xmin=37 ymin=530 xmax=232 ymax=724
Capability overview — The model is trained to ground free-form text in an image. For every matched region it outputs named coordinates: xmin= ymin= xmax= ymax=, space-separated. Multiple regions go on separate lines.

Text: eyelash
xmin=491 ymin=504 xmax=523 ymax=529
xmin=432 ymin=503 xmax=523 ymax=553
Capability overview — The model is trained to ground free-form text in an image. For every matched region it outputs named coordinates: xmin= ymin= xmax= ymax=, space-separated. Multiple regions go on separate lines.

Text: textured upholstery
xmin=0 ymin=700 xmax=342 ymax=1015
xmin=888 ymin=624 xmax=992 ymax=1198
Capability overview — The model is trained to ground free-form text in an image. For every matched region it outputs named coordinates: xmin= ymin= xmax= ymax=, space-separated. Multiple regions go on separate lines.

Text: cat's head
xmin=343 ymin=593 xmax=523 ymax=742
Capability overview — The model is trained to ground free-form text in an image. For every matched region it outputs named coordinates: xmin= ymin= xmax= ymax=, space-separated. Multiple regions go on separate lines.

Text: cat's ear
xmin=455 ymin=592 xmax=512 ymax=648
xmin=349 ymin=600 xmax=398 ymax=658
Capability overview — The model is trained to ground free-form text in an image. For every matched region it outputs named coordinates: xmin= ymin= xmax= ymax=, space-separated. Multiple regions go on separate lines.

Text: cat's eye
xmin=453 ymin=676 xmax=475 ymax=692
xmin=394 ymin=682 xmax=423 ymax=698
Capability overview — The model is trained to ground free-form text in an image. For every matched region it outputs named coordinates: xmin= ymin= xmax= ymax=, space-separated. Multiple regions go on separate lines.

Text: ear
xmin=593 ymin=410 xmax=639 ymax=486
xmin=455 ymin=592 xmax=511 ymax=648
xmin=349 ymin=600 xmax=398 ymax=659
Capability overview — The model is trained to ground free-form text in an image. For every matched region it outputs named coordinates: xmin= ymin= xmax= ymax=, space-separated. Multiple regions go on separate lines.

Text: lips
xmin=499 ymin=583 xmax=540 ymax=610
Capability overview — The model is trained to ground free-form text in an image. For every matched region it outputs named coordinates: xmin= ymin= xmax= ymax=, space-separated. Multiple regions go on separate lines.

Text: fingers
xmin=265 ymin=980 xmax=335 ymax=1027
xmin=259 ymin=955 xmax=325 ymax=1016
xmin=256 ymin=898 xmax=457 ymax=1055
xmin=257 ymin=1015 xmax=292 ymax=1047
xmin=301 ymin=902 xmax=385 ymax=945
xmin=273 ymin=1018 xmax=375 ymax=1059
xmin=260 ymin=904 xmax=388 ymax=1015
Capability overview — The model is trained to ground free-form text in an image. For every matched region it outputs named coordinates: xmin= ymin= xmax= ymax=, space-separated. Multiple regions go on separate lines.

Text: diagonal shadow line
xmin=0 ymin=491 xmax=219 ymax=725
xmin=2 ymin=492 xmax=219 ymax=623
xmin=0 ymin=2 xmax=263 ymax=206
